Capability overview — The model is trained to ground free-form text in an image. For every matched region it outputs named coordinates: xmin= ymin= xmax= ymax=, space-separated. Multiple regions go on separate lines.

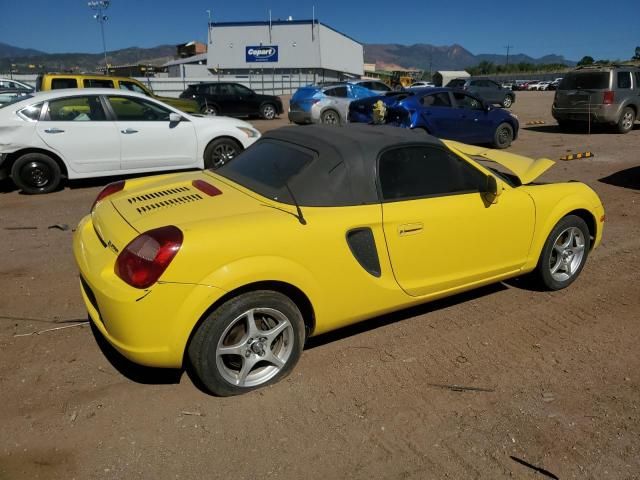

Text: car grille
xmin=126 ymin=187 xmax=204 ymax=215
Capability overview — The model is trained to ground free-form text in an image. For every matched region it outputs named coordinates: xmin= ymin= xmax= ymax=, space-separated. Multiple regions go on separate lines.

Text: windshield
xmin=559 ymin=72 xmax=609 ymax=90
xmin=472 ymin=158 xmax=520 ymax=187
xmin=216 ymin=140 xmax=313 ymax=204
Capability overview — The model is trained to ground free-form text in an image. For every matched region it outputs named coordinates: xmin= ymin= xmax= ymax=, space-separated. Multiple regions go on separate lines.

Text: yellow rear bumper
xmin=74 ymin=215 xmax=226 ymax=368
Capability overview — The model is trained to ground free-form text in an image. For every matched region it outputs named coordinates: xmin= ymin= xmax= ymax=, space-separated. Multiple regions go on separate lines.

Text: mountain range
xmin=0 ymin=41 xmax=574 ymax=73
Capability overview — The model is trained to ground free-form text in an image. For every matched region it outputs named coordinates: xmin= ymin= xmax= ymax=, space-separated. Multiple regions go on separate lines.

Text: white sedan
xmin=0 ymin=89 xmax=260 ymax=194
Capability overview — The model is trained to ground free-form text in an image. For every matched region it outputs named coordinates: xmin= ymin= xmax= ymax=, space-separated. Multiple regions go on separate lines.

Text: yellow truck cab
xmin=35 ymin=73 xmax=199 ymax=114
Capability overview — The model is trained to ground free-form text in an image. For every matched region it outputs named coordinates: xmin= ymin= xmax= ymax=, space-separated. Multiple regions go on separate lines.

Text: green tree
xmin=577 ymin=56 xmax=594 ymax=66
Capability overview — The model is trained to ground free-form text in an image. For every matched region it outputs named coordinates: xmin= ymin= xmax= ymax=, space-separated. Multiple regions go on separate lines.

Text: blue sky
xmin=1 ymin=0 xmax=638 ymax=61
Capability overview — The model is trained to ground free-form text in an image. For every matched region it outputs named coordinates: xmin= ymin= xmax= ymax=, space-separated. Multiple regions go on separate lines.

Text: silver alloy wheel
xmin=322 ymin=111 xmax=339 ymax=125
xmin=262 ymin=104 xmax=276 ymax=119
xmin=621 ymin=111 xmax=634 ymax=130
xmin=210 ymin=143 xmax=237 ymax=168
xmin=503 ymin=96 xmax=512 ymax=108
xmin=22 ymin=161 xmax=51 ymax=188
xmin=549 ymin=226 xmax=586 ymax=282
xmin=216 ymin=308 xmax=294 ymax=387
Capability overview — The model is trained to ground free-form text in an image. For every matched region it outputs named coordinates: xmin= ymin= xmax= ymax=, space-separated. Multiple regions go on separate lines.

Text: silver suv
xmin=552 ymin=65 xmax=640 ymax=133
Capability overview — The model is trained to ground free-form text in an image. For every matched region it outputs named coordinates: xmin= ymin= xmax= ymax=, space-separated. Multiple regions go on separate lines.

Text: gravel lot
xmin=1 ymin=91 xmax=639 ymax=479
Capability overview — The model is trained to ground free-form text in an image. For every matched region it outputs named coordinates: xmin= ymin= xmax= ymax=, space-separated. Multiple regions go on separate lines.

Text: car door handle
xmin=121 ymin=128 xmax=138 ymax=134
xmin=398 ymin=223 xmax=424 ymax=236
xmin=44 ymin=128 xmax=65 ymax=134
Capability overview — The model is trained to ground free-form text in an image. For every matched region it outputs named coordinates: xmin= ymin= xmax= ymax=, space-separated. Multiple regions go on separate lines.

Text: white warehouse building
xmin=206 ymin=19 xmax=364 ymax=85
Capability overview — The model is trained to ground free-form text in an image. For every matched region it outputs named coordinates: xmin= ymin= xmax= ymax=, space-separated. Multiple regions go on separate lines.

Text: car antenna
xmin=284 ymin=181 xmax=307 ymax=225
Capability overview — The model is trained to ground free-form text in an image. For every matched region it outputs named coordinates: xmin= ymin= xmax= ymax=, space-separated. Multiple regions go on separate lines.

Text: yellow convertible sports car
xmin=74 ymin=125 xmax=604 ymax=396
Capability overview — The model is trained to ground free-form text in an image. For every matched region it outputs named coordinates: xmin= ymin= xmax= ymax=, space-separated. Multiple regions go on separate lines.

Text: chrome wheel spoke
xmin=217 ymin=342 xmax=246 ymax=357
xmin=237 ymin=355 xmax=259 ymax=385
xmin=263 ymin=321 xmax=288 ymax=342
xmin=263 ymin=350 xmax=285 ymax=369
xmin=550 ymin=257 xmax=563 ymax=274
xmin=245 ymin=309 xmax=261 ymax=339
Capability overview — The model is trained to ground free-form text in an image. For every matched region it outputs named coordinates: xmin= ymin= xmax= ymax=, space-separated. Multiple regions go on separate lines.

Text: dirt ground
xmin=1 ymin=91 xmax=639 ymax=479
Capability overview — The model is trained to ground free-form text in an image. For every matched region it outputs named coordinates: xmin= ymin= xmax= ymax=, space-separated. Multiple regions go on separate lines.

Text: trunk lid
xmin=445 ymin=141 xmax=555 ymax=184
xmin=109 ymin=171 xmax=269 ymax=233
xmin=555 ymin=71 xmax=611 ymax=108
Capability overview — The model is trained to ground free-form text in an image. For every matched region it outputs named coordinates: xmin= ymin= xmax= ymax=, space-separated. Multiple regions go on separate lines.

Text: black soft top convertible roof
xmin=258 ymin=124 xmax=445 ymax=206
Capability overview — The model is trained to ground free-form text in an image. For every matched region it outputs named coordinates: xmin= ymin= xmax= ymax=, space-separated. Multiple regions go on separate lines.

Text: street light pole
xmin=88 ymin=1 xmax=110 ymax=73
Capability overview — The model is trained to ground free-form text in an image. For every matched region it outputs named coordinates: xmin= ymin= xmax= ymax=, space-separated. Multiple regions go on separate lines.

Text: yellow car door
xmin=379 ymin=145 xmax=535 ymax=297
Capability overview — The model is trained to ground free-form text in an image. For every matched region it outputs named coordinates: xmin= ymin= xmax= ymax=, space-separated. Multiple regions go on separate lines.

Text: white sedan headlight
xmin=236 ymin=126 xmax=260 ymax=138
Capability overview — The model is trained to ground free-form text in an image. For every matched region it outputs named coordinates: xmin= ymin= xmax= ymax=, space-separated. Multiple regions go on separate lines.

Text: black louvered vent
xmin=346 ymin=228 xmax=381 ymax=277
xmin=126 ymin=187 xmax=204 ymax=214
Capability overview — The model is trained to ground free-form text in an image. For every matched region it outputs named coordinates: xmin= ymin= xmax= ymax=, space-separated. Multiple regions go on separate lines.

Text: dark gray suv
xmin=446 ymin=78 xmax=516 ymax=108
xmin=552 ymin=65 xmax=640 ymax=133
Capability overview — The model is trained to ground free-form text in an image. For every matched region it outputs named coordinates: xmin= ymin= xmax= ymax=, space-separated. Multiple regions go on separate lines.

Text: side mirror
xmin=484 ymin=102 xmax=492 ymax=112
xmin=484 ymin=175 xmax=502 ymax=203
xmin=169 ymin=112 xmax=182 ymax=123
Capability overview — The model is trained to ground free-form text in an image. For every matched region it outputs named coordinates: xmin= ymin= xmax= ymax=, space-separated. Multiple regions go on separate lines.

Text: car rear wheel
xmin=502 ymin=95 xmax=513 ymax=108
xmin=188 ymin=291 xmax=306 ymax=396
xmin=11 ymin=152 xmax=62 ymax=194
xmin=204 ymin=138 xmax=242 ymax=169
xmin=201 ymin=104 xmax=218 ymax=116
xmin=617 ymin=107 xmax=635 ymax=134
xmin=260 ymin=103 xmax=277 ymax=120
xmin=321 ymin=109 xmax=341 ymax=125
xmin=535 ymin=215 xmax=590 ymax=291
xmin=493 ymin=122 xmax=513 ymax=149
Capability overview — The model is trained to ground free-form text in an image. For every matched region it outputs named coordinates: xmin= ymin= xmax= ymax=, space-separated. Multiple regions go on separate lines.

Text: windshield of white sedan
xmin=1 ymin=94 xmax=34 ymax=108
xmin=216 ymin=141 xmax=313 ymax=204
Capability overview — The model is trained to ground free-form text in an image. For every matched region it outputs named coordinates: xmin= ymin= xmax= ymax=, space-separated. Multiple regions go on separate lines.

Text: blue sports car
xmin=348 ymin=87 xmax=519 ymax=149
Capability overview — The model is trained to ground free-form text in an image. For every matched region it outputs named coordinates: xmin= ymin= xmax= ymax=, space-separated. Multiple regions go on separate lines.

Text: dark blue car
xmin=348 ymin=87 xmax=519 ymax=148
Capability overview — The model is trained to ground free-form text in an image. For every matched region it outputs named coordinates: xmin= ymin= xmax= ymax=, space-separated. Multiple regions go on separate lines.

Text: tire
xmin=617 ymin=106 xmax=635 ymax=134
xmin=320 ymin=109 xmax=341 ymax=125
xmin=260 ymin=103 xmax=277 ymax=120
xmin=502 ymin=95 xmax=513 ymax=108
xmin=188 ymin=291 xmax=306 ymax=396
xmin=11 ymin=152 xmax=62 ymax=194
xmin=201 ymin=104 xmax=218 ymax=116
xmin=203 ymin=138 xmax=242 ymax=169
xmin=493 ymin=122 xmax=514 ymax=149
xmin=535 ymin=215 xmax=590 ymax=291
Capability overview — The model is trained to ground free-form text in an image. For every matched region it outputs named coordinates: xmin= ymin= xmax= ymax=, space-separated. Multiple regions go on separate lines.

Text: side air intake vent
xmin=346 ymin=228 xmax=381 ymax=277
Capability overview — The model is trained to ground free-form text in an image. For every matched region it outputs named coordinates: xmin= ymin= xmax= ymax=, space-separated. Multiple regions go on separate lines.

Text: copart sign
xmin=245 ymin=46 xmax=278 ymax=63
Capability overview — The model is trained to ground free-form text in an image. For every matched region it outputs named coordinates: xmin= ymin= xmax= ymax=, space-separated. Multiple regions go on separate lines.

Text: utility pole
xmin=88 ymin=1 xmax=110 ymax=73
xmin=206 ymin=9 xmax=212 ymax=44
xmin=504 ymin=44 xmax=513 ymax=67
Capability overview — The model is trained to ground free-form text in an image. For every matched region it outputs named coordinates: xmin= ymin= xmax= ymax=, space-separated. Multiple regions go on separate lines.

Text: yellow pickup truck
xmin=35 ymin=73 xmax=199 ymax=114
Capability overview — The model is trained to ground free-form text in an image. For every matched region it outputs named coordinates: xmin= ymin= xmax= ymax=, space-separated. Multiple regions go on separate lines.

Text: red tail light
xmin=92 ymin=180 xmax=125 ymax=211
xmin=192 ymin=179 xmax=222 ymax=196
xmin=115 ymin=226 xmax=183 ymax=289
xmin=603 ymin=91 xmax=615 ymax=105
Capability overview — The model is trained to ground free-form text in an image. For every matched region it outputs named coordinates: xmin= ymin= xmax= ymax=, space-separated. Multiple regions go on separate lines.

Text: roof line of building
xmin=210 ymin=19 xmax=362 ymax=46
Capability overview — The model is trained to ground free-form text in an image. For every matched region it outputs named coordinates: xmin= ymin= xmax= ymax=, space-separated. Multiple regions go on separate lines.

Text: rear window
xmin=446 ymin=79 xmax=466 ymax=88
xmin=217 ymin=140 xmax=313 ymax=204
xmin=83 ymin=78 xmax=114 ymax=88
xmin=50 ymin=78 xmax=79 ymax=89
xmin=559 ymin=72 xmax=609 ymax=90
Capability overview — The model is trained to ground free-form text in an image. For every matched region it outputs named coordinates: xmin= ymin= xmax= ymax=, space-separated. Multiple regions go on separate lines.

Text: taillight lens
xmin=115 ymin=226 xmax=183 ymax=289
xmin=92 ymin=180 xmax=125 ymax=211
xmin=603 ymin=91 xmax=615 ymax=104
xmin=192 ymin=179 xmax=222 ymax=196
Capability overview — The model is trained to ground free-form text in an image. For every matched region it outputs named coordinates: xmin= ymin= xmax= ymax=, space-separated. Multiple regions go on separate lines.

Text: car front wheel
xmin=11 ymin=152 xmax=62 ymax=194
xmin=493 ymin=122 xmax=514 ymax=149
xmin=260 ymin=103 xmax=277 ymax=120
xmin=203 ymin=138 xmax=242 ymax=169
xmin=535 ymin=215 xmax=590 ymax=290
xmin=188 ymin=291 xmax=306 ymax=396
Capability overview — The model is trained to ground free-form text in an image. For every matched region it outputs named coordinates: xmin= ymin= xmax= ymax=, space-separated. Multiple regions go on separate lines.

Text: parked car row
xmin=0 ymin=89 xmax=260 ymax=194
